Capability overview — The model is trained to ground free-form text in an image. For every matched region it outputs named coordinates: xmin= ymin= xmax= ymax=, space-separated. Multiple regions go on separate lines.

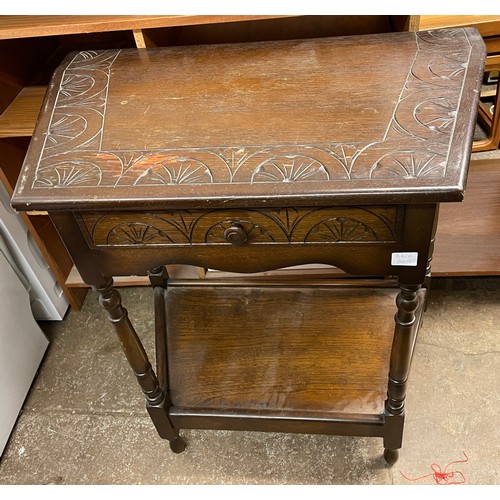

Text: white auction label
xmin=391 ymin=252 xmax=418 ymax=267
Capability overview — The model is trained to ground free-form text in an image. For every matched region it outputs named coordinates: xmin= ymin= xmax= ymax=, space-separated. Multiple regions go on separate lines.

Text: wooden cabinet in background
xmin=0 ymin=15 xmax=499 ymax=310
xmin=0 ymin=15 xmax=400 ymax=309
xmin=407 ymin=16 xmax=500 ymax=278
xmin=409 ymin=15 xmax=500 ymax=153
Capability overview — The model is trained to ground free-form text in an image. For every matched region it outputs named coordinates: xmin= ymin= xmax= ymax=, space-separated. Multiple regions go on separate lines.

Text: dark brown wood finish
xmin=12 ymin=29 xmax=485 ymax=463
xmin=165 ymin=285 xmax=408 ymax=415
xmin=12 ymin=29 xmax=484 ymax=211
xmin=77 ymin=206 xmax=401 ymax=247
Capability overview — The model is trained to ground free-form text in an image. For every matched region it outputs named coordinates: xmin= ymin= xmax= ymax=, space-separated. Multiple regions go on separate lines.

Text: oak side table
xmin=12 ymin=28 xmax=485 ymax=464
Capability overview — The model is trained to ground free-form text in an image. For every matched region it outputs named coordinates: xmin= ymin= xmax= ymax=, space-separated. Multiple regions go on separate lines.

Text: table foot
xmin=384 ymin=448 xmax=399 ymax=465
xmin=169 ymin=436 xmax=187 ymax=454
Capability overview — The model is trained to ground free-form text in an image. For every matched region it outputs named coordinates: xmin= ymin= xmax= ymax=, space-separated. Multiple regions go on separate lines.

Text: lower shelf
xmin=165 ymin=284 xmax=424 ymax=424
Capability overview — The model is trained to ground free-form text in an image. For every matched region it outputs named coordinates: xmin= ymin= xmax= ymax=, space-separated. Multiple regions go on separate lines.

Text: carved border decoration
xmin=32 ymin=30 xmax=473 ymax=190
xmin=78 ymin=206 xmax=399 ymax=247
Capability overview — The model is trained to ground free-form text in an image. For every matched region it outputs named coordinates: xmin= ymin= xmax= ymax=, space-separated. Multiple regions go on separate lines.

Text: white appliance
xmin=0 ymin=183 xmax=69 ymax=320
xmin=0 ymin=239 xmax=49 ymax=455
xmin=0 ymin=182 xmax=68 ymax=456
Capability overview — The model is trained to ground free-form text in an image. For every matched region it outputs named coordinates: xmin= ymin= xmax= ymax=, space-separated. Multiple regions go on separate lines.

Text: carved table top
xmin=12 ymin=28 xmax=485 ymax=211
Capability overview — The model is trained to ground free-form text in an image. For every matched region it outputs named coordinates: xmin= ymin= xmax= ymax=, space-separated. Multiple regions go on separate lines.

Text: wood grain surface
xmin=433 ymin=159 xmax=500 ymax=275
xmin=12 ymin=28 xmax=485 ymax=211
xmin=0 ymin=86 xmax=45 ymax=138
xmin=0 ymin=16 xmax=292 ymax=40
xmin=416 ymin=15 xmax=500 ymax=36
xmin=78 ymin=206 xmax=400 ymax=247
xmin=166 ymin=285 xmax=402 ymax=417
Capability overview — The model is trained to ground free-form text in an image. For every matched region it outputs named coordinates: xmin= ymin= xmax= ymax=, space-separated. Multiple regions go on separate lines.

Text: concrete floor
xmin=0 ymin=276 xmax=498 ymax=485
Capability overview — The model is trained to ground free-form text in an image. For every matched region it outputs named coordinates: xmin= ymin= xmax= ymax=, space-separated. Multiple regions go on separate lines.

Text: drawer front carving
xmin=78 ymin=206 xmax=401 ymax=248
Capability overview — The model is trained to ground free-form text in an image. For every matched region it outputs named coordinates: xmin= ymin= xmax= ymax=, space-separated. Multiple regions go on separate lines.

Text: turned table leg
xmin=147 ymin=266 xmax=186 ymax=452
xmin=384 ymin=283 xmax=421 ymax=465
xmin=94 ymin=278 xmax=186 ymax=453
xmin=148 ymin=266 xmax=170 ymax=393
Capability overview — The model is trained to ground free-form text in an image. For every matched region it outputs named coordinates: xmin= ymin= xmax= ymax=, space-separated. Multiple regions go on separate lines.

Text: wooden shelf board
xmin=0 ymin=16 xmax=295 ymax=40
xmin=166 ymin=285 xmax=410 ymax=418
xmin=0 ymin=86 xmax=45 ymax=138
xmin=433 ymin=158 xmax=500 ymax=276
xmin=66 ymin=265 xmax=149 ymax=287
xmin=417 ymin=16 xmax=500 ymax=36
xmin=481 ymin=88 xmax=497 ymax=99
xmin=478 ymin=101 xmax=494 ymax=131
xmin=485 ymin=37 xmax=500 ymax=53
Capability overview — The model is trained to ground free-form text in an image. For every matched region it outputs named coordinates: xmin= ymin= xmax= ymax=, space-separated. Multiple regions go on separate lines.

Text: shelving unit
xmin=0 ymin=15 xmax=292 ymax=39
xmin=0 ymin=15 xmax=400 ymax=309
xmin=0 ymin=86 xmax=45 ymax=138
xmin=414 ymin=15 xmax=500 ymax=35
xmin=1 ymin=15 xmax=499 ymax=310
xmin=407 ymin=16 xmax=500 ymax=278
xmin=410 ymin=15 xmax=500 ymax=153
xmin=0 ymin=15 xmax=304 ymax=309
xmin=433 ymin=159 xmax=500 ymax=275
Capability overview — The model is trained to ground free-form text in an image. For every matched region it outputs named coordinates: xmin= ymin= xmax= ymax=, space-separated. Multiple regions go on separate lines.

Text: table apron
xmin=50 ymin=203 xmax=438 ymax=285
xmin=87 ymin=240 xmax=429 ymax=280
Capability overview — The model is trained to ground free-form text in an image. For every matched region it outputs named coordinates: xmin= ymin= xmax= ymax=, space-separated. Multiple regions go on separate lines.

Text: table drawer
xmin=77 ymin=206 xmax=401 ymax=248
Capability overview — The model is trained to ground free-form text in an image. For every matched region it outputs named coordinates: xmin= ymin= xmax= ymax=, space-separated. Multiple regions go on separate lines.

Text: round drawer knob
xmin=224 ymin=224 xmax=247 ymax=245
